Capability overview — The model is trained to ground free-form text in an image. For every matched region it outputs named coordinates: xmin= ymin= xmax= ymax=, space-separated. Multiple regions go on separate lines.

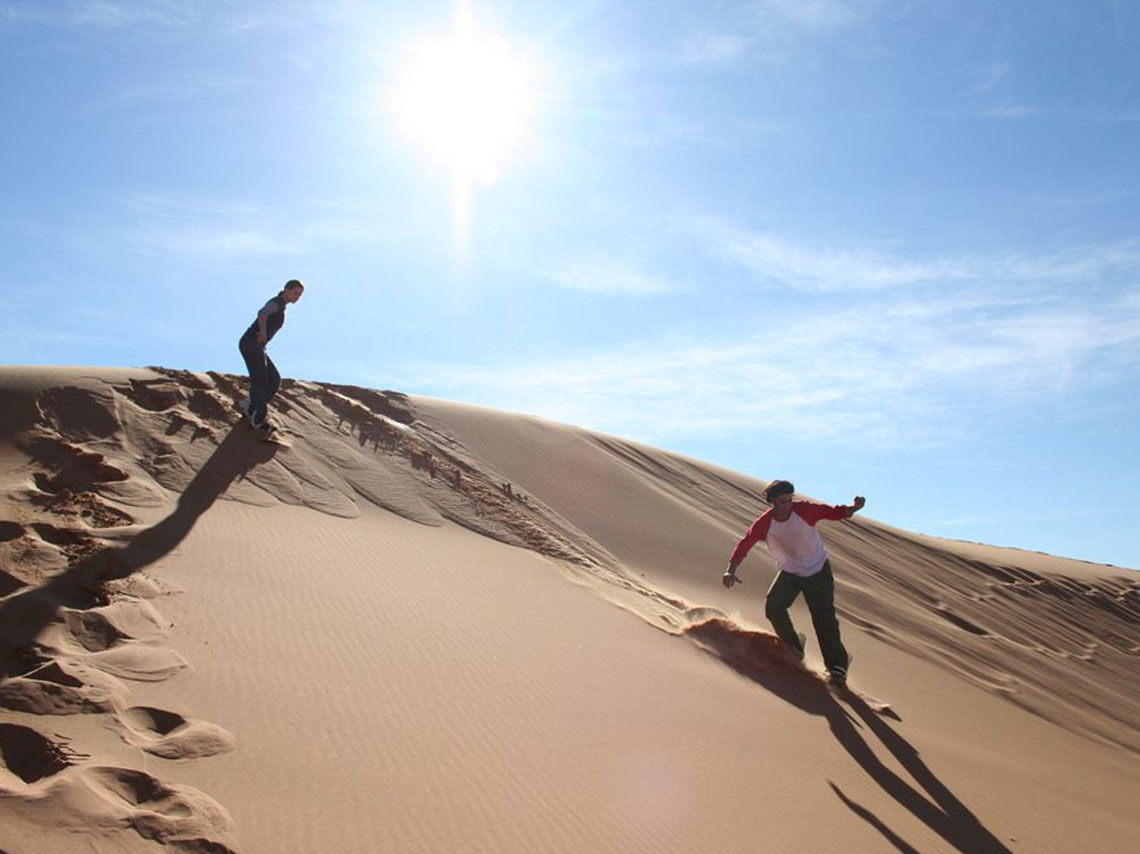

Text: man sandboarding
xmin=722 ymin=480 xmax=864 ymax=687
xmin=238 ymin=279 xmax=304 ymax=441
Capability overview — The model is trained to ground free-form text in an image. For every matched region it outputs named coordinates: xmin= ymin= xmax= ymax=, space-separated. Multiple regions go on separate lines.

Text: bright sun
xmin=393 ymin=8 xmax=536 ymax=189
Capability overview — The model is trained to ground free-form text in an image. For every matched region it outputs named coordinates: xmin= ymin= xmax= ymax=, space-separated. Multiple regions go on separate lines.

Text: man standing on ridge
xmin=239 ymin=279 xmax=304 ymax=438
xmin=721 ymin=480 xmax=864 ymax=686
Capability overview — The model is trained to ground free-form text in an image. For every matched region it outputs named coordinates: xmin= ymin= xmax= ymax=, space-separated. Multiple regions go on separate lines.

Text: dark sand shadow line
xmin=686 ymin=619 xmax=1014 ymax=854
xmin=0 ymin=426 xmax=277 ymax=678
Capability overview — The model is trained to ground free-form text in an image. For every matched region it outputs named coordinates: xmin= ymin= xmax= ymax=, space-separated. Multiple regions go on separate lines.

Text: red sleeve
xmin=793 ymin=501 xmax=851 ymax=526
xmin=729 ymin=511 xmax=773 ymax=564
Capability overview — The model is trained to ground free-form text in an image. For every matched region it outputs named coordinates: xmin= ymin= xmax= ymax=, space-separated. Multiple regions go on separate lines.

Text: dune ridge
xmin=1 ymin=365 xmax=1138 ymax=854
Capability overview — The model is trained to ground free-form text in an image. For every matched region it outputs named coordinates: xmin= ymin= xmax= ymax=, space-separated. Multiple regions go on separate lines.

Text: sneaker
xmin=248 ymin=410 xmax=267 ymax=429
xmin=238 ymin=398 xmax=251 ymax=415
xmin=253 ymin=422 xmax=278 ymax=441
xmin=791 ymin=632 xmax=806 ymax=661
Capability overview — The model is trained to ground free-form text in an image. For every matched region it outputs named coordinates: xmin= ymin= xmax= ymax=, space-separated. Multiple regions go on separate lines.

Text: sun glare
xmin=393 ymin=9 xmax=536 ymax=190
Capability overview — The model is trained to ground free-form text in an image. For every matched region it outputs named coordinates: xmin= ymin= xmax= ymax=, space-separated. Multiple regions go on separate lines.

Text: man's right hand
xmin=722 ymin=571 xmax=741 ymax=589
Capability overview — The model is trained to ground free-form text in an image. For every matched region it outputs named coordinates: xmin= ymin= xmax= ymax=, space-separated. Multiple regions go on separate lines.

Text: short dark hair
xmin=284 ymin=278 xmax=305 ymax=292
xmin=764 ymin=480 xmax=795 ymax=503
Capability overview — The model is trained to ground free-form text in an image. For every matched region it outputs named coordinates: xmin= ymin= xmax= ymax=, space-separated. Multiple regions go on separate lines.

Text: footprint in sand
xmin=60 ymin=598 xmax=167 ymax=651
xmin=2 ymin=597 xmax=187 ymax=719
xmin=2 ymin=759 xmax=238 ymax=852
xmin=0 ymin=723 xmax=83 ymax=784
xmin=114 ymin=378 xmax=186 ymax=412
xmin=47 ymin=599 xmax=189 ymax=683
xmin=28 ymin=442 xmax=129 ymax=495
xmin=0 ymin=522 xmax=69 ymax=580
xmin=931 ymin=603 xmax=991 ymax=636
xmin=114 ymin=706 xmax=236 ymax=760
xmin=69 ymin=640 xmax=189 ymax=686
xmin=83 ymin=766 xmax=237 ymax=849
xmin=0 ymin=655 xmax=127 ymax=716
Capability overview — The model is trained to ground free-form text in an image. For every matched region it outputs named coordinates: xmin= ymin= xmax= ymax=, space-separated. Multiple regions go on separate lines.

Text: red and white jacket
xmin=730 ymin=502 xmax=853 ymax=578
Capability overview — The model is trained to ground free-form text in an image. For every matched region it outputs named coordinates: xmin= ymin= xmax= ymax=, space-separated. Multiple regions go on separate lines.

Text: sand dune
xmin=1 ymin=365 xmax=1137 ymax=853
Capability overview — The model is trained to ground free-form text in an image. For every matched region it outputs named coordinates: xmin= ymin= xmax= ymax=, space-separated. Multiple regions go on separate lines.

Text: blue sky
xmin=3 ymin=0 xmax=1139 ymax=569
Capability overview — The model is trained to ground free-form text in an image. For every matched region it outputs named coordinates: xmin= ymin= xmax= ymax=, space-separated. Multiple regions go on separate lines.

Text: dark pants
xmin=765 ymin=560 xmax=850 ymax=676
xmin=239 ymin=335 xmax=280 ymax=424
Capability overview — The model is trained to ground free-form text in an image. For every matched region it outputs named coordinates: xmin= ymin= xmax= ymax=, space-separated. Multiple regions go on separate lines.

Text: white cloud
xmin=691 ymin=219 xmax=970 ymax=290
xmin=139 ymin=224 xmax=302 ymax=258
xmin=103 ymin=192 xmax=396 ymax=261
xmin=117 ymin=194 xmax=293 ymax=258
xmin=755 ymin=0 xmax=861 ymax=31
xmin=981 ymin=103 xmax=1044 ymax=120
xmin=693 ymin=218 xmax=1140 ymax=293
xmin=0 ymin=0 xmax=193 ymax=29
xmin=102 ymin=72 xmax=255 ymax=111
xmin=545 ymin=263 xmax=685 ymax=296
xmin=678 ymin=31 xmax=753 ymax=66
xmin=671 ymin=0 xmax=876 ymax=68
xmin=0 ymin=0 xmax=361 ymax=35
xmin=405 ymin=272 xmax=1140 ymax=448
xmin=956 ymin=61 xmax=1049 ymax=121
xmin=748 ymin=0 xmax=875 ymax=59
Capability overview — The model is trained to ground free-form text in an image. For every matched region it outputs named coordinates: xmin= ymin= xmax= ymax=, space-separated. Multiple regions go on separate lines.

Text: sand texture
xmin=1 ymin=365 xmax=1138 ymax=854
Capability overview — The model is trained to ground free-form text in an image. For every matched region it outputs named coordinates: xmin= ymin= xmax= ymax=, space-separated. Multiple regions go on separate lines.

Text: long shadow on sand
xmin=687 ymin=620 xmax=1014 ymax=854
xmin=0 ymin=426 xmax=278 ymax=678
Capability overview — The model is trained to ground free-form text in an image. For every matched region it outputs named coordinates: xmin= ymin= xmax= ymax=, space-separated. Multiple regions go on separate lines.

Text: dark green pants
xmin=765 ymin=560 xmax=850 ymax=677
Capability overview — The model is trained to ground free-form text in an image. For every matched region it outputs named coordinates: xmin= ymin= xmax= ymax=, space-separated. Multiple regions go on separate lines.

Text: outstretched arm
xmin=840 ymin=495 xmax=866 ymax=517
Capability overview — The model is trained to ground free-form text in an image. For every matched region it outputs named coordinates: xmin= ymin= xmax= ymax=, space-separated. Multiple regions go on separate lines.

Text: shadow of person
xmin=826 ymin=689 xmax=1015 ymax=854
xmin=828 ymin=691 xmax=1015 ymax=854
xmin=0 ymin=426 xmax=278 ymax=679
xmin=685 ymin=619 xmax=1014 ymax=854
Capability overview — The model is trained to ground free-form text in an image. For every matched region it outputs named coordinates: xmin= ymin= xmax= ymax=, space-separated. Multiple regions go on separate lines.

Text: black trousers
xmin=239 ymin=335 xmax=280 ymax=424
xmin=765 ymin=560 xmax=850 ymax=676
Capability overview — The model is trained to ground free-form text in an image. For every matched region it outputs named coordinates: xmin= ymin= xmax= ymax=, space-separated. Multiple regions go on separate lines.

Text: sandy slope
xmin=1 ymin=366 xmax=1137 ymax=854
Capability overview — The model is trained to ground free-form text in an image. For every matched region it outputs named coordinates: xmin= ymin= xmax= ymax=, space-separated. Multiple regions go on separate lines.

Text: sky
xmin=3 ymin=0 xmax=1139 ymax=569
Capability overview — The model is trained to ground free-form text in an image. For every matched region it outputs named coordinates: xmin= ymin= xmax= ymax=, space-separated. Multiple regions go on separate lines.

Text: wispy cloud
xmin=0 ymin=0 xmax=193 ymax=29
xmin=114 ymin=193 xmax=291 ymax=258
xmin=139 ymin=224 xmax=303 ymax=258
xmin=955 ymin=61 xmax=1047 ymax=120
xmin=755 ymin=0 xmax=862 ymax=31
xmin=673 ymin=0 xmax=876 ymax=67
xmin=404 ymin=244 xmax=1140 ymax=447
xmin=0 ymin=0 xmax=360 ymax=36
xmin=693 ymin=218 xmax=1140 ymax=292
xmin=101 ymin=72 xmax=256 ymax=111
xmin=677 ymin=32 xmax=753 ymax=66
xmin=102 ymin=192 xmax=396 ymax=261
xmin=967 ymin=62 xmax=1014 ymax=97
xmin=979 ymin=102 xmax=1044 ymax=120
xmin=691 ymin=219 xmax=970 ymax=291
xmin=748 ymin=0 xmax=874 ymax=60
xmin=544 ymin=263 xmax=686 ymax=297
